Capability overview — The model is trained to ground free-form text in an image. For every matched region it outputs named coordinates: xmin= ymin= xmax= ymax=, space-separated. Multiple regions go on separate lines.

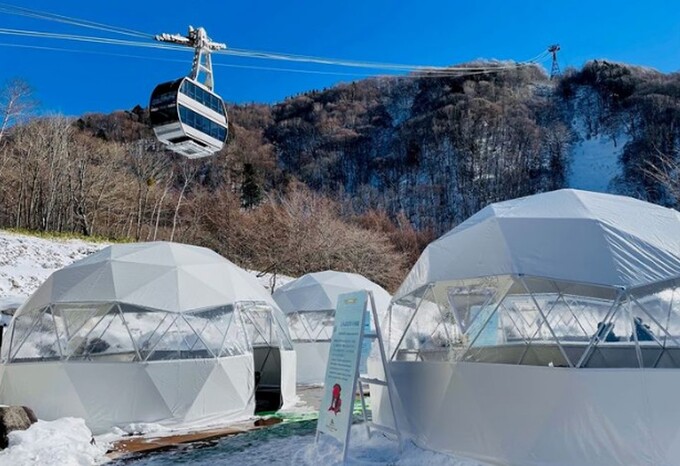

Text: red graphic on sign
xmin=328 ymin=383 xmax=342 ymax=415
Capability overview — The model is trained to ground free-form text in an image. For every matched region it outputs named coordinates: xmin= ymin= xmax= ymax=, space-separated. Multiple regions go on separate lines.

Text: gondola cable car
xmin=149 ymin=27 xmax=228 ymax=159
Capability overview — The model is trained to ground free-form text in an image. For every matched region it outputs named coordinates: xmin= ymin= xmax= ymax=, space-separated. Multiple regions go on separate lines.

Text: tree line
xmin=0 ymin=60 xmax=677 ymax=290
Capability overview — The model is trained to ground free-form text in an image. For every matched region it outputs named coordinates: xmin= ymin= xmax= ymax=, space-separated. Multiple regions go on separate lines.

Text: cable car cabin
xmin=149 ymin=77 xmax=228 ymax=159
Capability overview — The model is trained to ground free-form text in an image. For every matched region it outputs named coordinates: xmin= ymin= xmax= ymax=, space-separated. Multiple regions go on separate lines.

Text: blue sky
xmin=0 ymin=0 xmax=678 ymax=115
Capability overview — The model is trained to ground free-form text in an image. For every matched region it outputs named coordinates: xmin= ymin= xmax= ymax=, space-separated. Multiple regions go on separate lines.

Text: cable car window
xmin=150 ymin=91 xmax=177 ymax=109
xmin=179 ymin=105 xmax=227 ymax=142
xmin=150 ymin=107 xmax=179 ymax=126
xmin=180 ymin=80 xmax=225 ymax=116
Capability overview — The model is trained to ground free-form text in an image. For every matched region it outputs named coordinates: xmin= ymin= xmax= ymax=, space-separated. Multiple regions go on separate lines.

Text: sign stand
xmin=356 ymin=290 xmax=402 ymax=450
xmin=315 ymin=290 xmax=402 ymax=463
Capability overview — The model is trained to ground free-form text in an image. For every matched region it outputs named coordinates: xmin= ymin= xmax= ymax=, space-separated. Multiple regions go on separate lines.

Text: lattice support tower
xmin=548 ymin=44 xmax=561 ymax=80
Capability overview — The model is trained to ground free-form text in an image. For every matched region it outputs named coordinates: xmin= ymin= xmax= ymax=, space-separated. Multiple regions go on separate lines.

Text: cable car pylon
xmin=149 ymin=27 xmax=229 ymax=159
xmin=548 ymin=44 xmax=561 ymax=80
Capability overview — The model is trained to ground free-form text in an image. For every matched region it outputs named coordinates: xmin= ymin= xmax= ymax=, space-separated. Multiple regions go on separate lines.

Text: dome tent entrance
xmin=0 ymin=242 xmax=295 ymax=434
xmin=273 ymin=271 xmax=391 ymax=385
xmin=376 ymin=190 xmax=680 ymax=466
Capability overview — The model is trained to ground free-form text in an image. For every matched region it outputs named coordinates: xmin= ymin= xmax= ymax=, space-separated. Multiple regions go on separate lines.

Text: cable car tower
xmin=548 ymin=44 xmax=561 ymax=80
xmin=149 ymin=27 xmax=229 ymax=159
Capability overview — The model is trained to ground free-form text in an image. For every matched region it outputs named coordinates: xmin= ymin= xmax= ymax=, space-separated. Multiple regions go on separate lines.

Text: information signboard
xmin=316 ymin=290 xmax=368 ymax=449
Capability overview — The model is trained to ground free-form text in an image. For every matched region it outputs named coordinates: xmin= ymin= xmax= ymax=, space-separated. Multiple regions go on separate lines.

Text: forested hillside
xmin=0 ymin=60 xmax=678 ymax=290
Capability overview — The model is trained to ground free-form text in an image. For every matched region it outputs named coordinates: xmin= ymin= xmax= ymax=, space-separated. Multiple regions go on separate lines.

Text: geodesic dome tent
xmin=0 ymin=242 xmax=295 ymax=434
xmin=378 ymin=190 xmax=680 ymax=466
xmin=273 ymin=271 xmax=391 ymax=384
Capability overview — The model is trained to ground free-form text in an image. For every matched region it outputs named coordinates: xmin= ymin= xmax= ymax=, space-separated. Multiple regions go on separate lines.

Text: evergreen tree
xmin=240 ymin=163 xmax=262 ymax=208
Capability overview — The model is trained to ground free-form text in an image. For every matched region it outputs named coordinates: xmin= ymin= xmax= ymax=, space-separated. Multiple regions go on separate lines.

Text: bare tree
xmin=68 ymin=132 xmax=126 ymax=236
xmin=150 ymin=167 xmax=174 ymax=241
xmin=0 ymin=79 xmax=35 ymax=146
xmin=644 ymin=149 xmax=680 ymax=204
xmin=126 ymin=141 xmax=170 ymax=240
xmin=170 ymin=160 xmax=198 ymax=242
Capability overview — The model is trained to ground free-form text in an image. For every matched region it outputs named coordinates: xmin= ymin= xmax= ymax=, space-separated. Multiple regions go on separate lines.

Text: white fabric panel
xmin=118 ymin=269 xmax=180 ymax=312
xmin=396 ymin=189 xmax=680 ymax=299
xmin=145 ymin=358 xmax=218 ymax=417
xmin=50 ymin=263 xmax=116 ymax=304
xmin=0 ymin=357 xmax=254 ymax=434
xmin=109 ymin=261 xmax=174 ymax=303
xmin=62 ymin=362 xmax=173 ymax=434
xmin=279 ymin=349 xmax=297 ymax=408
xmin=185 ymin=355 xmax=254 ymax=421
xmin=273 ymin=270 xmax=392 ymax=316
xmin=294 ymin=341 xmax=330 ymax=385
xmin=390 ymin=361 xmax=680 ymax=466
xmin=0 ymin=362 xmax=88 ymax=421
xmin=176 ymin=268 xmax=236 ymax=312
xmin=218 ymin=356 xmax=255 ymax=413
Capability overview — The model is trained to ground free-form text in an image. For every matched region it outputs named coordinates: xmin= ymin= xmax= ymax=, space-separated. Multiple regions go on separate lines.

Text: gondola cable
xmin=0 ymin=3 xmax=554 ymax=159
xmin=0 ymin=2 xmax=150 ymax=39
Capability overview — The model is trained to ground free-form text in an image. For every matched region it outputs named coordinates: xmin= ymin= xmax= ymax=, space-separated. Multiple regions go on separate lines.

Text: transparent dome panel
xmin=6 ymin=302 xmax=254 ymax=363
xmin=240 ymin=302 xmax=293 ymax=351
xmin=8 ymin=306 xmax=62 ymax=362
xmin=65 ymin=305 xmax=137 ymax=362
xmin=386 ymin=275 xmax=680 ymax=369
xmin=286 ymin=310 xmax=334 ymax=342
xmin=185 ymin=305 xmax=249 ymax=357
xmin=391 ymin=277 xmax=512 ymax=362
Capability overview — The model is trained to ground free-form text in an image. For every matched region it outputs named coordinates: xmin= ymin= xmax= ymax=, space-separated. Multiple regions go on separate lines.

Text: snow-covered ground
xmin=1 ymin=418 xmax=484 ymax=466
xmin=0 ymin=231 xmax=105 ymax=301
xmin=0 ymin=418 xmax=108 ymax=466
xmin=116 ymin=422 xmax=484 ymax=466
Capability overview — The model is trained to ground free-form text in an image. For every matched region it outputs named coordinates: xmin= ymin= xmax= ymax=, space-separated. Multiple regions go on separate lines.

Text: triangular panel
xmin=145 ymin=359 xmax=216 ymax=419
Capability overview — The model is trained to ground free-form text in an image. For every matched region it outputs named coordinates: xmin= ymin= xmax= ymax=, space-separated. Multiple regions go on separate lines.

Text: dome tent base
xmin=0 ymin=356 xmax=254 ymax=435
xmin=391 ymin=360 xmax=680 ymax=466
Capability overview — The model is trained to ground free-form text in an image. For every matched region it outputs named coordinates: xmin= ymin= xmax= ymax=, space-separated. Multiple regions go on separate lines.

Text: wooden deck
xmin=106 ymin=387 xmax=325 ymax=460
xmin=106 ymin=417 xmax=283 ymax=460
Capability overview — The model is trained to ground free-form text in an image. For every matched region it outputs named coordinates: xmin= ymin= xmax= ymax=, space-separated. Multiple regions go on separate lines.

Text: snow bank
xmin=0 ymin=231 xmax=293 ymax=300
xmin=248 ymin=270 xmax=295 ymax=294
xmin=0 ymin=418 xmax=108 ymax=466
xmin=0 ymin=231 xmax=104 ymax=299
xmin=0 ymin=295 xmax=25 ymax=312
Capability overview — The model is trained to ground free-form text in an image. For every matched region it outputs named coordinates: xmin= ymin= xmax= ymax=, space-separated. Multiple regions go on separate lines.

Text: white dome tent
xmin=377 ymin=190 xmax=680 ymax=466
xmin=273 ymin=271 xmax=391 ymax=385
xmin=0 ymin=242 xmax=296 ymax=434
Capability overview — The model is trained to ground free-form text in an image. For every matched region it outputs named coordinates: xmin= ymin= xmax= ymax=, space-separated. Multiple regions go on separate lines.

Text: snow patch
xmin=0 ymin=418 xmax=108 ymax=466
xmin=567 ymin=117 xmax=628 ymax=193
xmin=0 ymin=231 xmax=295 ymax=301
xmin=0 ymin=231 xmax=105 ymax=299
xmin=127 ymin=423 xmax=487 ymax=465
xmin=248 ymin=270 xmax=296 ymax=294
